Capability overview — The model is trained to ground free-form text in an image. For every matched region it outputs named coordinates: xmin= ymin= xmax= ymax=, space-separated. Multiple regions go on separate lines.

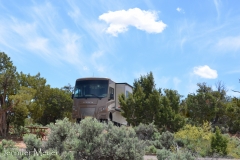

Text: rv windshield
xmin=74 ymin=80 xmax=108 ymax=98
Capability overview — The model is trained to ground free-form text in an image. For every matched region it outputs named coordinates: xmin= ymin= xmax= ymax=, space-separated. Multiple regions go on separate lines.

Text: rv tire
xmin=76 ymin=118 xmax=81 ymax=123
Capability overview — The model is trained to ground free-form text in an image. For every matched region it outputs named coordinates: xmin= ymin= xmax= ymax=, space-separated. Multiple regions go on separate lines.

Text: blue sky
xmin=0 ymin=0 xmax=240 ymax=98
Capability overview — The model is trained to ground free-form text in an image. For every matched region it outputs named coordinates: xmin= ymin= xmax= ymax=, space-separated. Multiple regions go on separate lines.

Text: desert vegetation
xmin=1 ymin=52 xmax=240 ymax=159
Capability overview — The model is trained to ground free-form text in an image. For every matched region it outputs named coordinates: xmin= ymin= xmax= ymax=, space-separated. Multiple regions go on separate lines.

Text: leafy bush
xmin=73 ymin=117 xmax=104 ymax=159
xmin=61 ymin=117 xmax=145 ymax=160
xmin=0 ymin=139 xmax=16 ymax=150
xmin=174 ymin=122 xmax=212 ymax=156
xmin=101 ymin=122 xmax=145 ymax=159
xmin=134 ymin=122 xmax=163 ymax=150
xmin=156 ymin=148 xmax=172 ymax=160
xmin=65 ymin=118 xmax=145 ymax=160
xmin=39 ymin=148 xmax=61 ymax=160
xmin=134 ymin=123 xmax=174 ymax=151
xmin=170 ymin=150 xmax=195 ymax=160
xmin=44 ymin=117 xmax=73 ymax=154
xmin=210 ymin=127 xmax=228 ymax=156
xmin=145 ymin=145 xmax=157 ymax=154
xmin=0 ymin=139 xmax=19 ymax=160
xmin=134 ymin=122 xmax=158 ymax=141
xmin=60 ymin=151 xmax=75 ymax=160
xmin=23 ymin=133 xmax=42 ymax=153
xmin=0 ymin=153 xmax=18 ymax=160
xmin=160 ymin=131 xmax=174 ymax=150
xmin=156 ymin=148 xmax=195 ymax=160
xmin=225 ymin=134 xmax=240 ymax=158
xmin=12 ymin=126 xmax=30 ymax=138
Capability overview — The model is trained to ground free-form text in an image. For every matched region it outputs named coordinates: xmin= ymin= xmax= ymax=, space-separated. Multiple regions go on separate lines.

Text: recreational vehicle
xmin=72 ymin=77 xmax=132 ymax=125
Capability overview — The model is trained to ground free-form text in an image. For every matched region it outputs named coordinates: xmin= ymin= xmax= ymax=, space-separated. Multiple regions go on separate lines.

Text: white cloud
xmin=193 ymin=65 xmax=218 ymax=79
xmin=99 ymin=8 xmax=167 ymax=36
xmin=215 ymin=36 xmax=240 ymax=52
xmin=60 ymin=29 xmax=82 ymax=65
xmin=213 ymin=0 xmax=221 ymax=19
xmin=90 ymin=51 xmax=106 ymax=72
xmin=227 ymin=69 xmax=240 ymax=74
xmin=176 ymin=7 xmax=184 ymax=13
xmin=27 ymin=37 xmax=50 ymax=55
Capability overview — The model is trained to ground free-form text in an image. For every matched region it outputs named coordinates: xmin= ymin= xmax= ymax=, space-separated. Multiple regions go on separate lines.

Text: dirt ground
xmin=0 ymin=135 xmax=26 ymax=149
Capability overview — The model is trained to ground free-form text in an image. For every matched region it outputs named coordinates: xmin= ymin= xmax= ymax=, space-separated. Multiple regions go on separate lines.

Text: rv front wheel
xmin=76 ymin=118 xmax=81 ymax=123
xmin=109 ymin=112 xmax=113 ymax=121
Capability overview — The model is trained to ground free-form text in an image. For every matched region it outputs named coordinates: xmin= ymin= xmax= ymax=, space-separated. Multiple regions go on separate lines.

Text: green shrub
xmin=44 ymin=117 xmax=72 ymax=154
xmin=210 ymin=127 xmax=228 ymax=156
xmin=170 ymin=150 xmax=195 ymax=160
xmin=134 ymin=123 xmax=176 ymax=150
xmin=0 ymin=153 xmax=18 ymax=160
xmin=60 ymin=151 xmax=75 ymax=160
xmin=134 ymin=122 xmax=164 ymax=151
xmin=39 ymin=148 xmax=60 ymax=160
xmin=73 ymin=118 xmax=104 ymax=159
xmin=174 ymin=122 xmax=212 ymax=156
xmin=145 ymin=145 xmax=157 ymax=154
xmin=64 ymin=118 xmax=145 ymax=160
xmin=157 ymin=148 xmax=195 ymax=160
xmin=23 ymin=134 xmax=42 ymax=153
xmin=134 ymin=122 xmax=158 ymax=141
xmin=101 ymin=122 xmax=145 ymax=159
xmin=156 ymin=148 xmax=172 ymax=160
xmin=0 ymin=139 xmax=20 ymax=160
xmin=225 ymin=134 xmax=240 ymax=158
xmin=160 ymin=131 xmax=174 ymax=150
xmin=0 ymin=139 xmax=16 ymax=150
xmin=12 ymin=126 xmax=29 ymax=138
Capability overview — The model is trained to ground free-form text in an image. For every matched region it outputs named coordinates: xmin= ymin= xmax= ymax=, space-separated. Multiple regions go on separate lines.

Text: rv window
xmin=74 ymin=80 xmax=108 ymax=98
xmin=74 ymin=88 xmax=82 ymax=97
xmin=109 ymin=87 xmax=114 ymax=100
xmin=126 ymin=91 xmax=130 ymax=98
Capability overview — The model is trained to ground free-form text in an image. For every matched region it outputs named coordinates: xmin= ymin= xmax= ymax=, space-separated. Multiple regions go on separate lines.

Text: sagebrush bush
xmin=23 ymin=133 xmax=42 ymax=153
xmin=134 ymin=122 xmax=175 ymax=151
xmin=160 ymin=131 xmax=174 ymax=150
xmin=134 ymin=122 xmax=158 ymax=141
xmin=156 ymin=148 xmax=171 ymax=160
xmin=40 ymin=148 xmax=61 ymax=160
xmin=0 ymin=139 xmax=21 ymax=160
xmin=60 ymin=151 xmax=75 ymax=160
xmin=101 ymin=122 xmax=145 ymax=159
xmin=156 ymin=148 xmax=195 ymax=160
xmin=145 ymin=145 xmax=157 ymax=154
xmin=0 ymin=153 xmax=18 ymax=160
xmin=0 ymin=139 xmax=16 ymax=150
xmin=45 ymin=117 xmax=73 ymax=154
xmin=57 ymin=117 xmax=146 ymax=160
xmin=73 ymin=117 xmax=104 ymax=159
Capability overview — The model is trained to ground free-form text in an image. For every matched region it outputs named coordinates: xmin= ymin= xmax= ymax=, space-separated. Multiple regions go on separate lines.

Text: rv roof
xmin=76 ymin=77 xmax=110 ymax=81
xmin=76 ymin=77 xmax=133 ymax=88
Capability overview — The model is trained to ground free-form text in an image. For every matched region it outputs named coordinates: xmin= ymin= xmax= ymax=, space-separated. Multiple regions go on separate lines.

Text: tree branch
xmin=232 ymin=90 xmax=240 ymax=93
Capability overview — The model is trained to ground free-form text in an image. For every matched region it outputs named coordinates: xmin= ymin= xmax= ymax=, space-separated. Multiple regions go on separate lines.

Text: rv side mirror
xmin=71 ymin=94 xmax=74 ymax=99
xmin=110 ymin=93 xmax=114 ymax=100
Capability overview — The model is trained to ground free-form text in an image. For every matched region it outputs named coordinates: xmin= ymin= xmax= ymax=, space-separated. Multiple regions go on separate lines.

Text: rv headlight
xmin=100 ymin=106 xmax=105 ymax=111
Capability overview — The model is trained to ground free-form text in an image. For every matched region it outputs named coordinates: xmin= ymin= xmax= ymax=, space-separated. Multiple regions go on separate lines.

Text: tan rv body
xmin=72 ymin=77 xmax=132 ymax=125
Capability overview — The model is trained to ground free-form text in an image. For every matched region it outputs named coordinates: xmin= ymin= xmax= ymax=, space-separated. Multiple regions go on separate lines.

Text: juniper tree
xmin=119 ymin=72 xmax=185 ymax=131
